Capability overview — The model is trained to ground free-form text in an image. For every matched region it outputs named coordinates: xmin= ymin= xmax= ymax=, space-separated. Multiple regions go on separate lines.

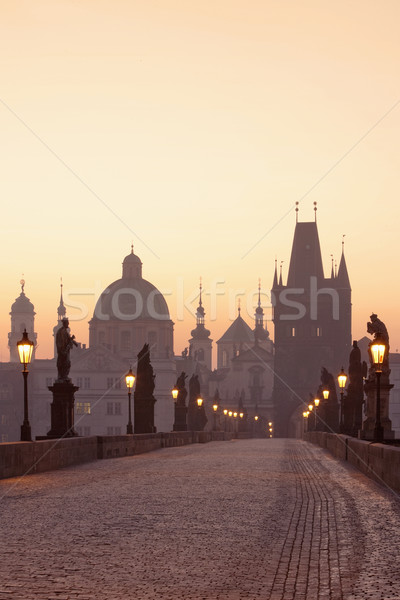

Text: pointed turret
xmin=189 ymin=278 xmax=212 ymax=370
xmin=254 ymin=280 xmax=269 ymax=343
xmin=8 ymin=279 xmax=37 ymax=362
xmin=272 ymin=259 xmax=278 ymax=289
xmin=336 ymin=237 xmax=351 ymax=289
xmin=53 ymin=280 xmax=67 ymax=358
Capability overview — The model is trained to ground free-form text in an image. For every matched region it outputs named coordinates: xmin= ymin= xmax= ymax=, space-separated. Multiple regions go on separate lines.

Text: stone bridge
xmin=1 ymin=438 xmax=400 ymax=599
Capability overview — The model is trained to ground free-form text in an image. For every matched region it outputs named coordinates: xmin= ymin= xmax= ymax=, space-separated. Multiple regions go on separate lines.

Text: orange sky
xmin=1 ymin=0 xmax=400 ymax=364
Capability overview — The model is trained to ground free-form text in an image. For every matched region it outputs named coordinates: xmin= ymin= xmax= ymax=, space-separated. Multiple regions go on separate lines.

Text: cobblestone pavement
xmin=1 ymin=439 xmax=400 ymax=600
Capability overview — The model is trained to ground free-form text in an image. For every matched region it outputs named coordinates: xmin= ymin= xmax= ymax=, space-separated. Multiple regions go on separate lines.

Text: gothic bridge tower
xmin=271 ymin=206 xmax=351 ymax=437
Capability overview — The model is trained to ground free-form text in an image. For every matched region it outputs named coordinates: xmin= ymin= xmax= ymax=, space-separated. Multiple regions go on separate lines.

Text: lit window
xmin=76 ymin=402 xmax=91 ymax=415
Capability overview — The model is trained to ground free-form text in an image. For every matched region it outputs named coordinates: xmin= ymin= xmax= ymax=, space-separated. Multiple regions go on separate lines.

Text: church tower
xmin=8 ymin=279 xmax=37 ymax=362
xmin=253 ymin=279 xmax=272 ymax=351
xmin=53 ymin=280 xmax=66 ymax=358
xmin=188 ymin=279 xmax=213 ymax=371
xmin=271 ymin=205 xmax=351 ymax=437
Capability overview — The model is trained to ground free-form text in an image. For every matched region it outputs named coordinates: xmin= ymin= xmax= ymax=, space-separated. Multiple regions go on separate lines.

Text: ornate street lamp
xmin=322 ymin=389 xmax=330 ymax=400
xmin=17 ymin=329 xmax=34 ymax=441
xmin=338 ymin=367 xmax=347 ymax=433
xmin=212 ymin=399 xmax=219 ymax=431
xmin=371 ymin=335 xmax=386 ymax=443
xmin=314 ymin=397 xmax=320 ymax=429
xmin=223 ymin=408 xmax=228 ymax=431
xmin=125 ymin=367 xmax=135 ymax=434
xmin=172 ymin=388 xmax=179 ymax=402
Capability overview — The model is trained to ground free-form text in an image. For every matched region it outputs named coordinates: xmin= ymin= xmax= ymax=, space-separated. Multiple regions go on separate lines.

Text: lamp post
xmin=338 ymin=368 xmax=347 ymax=433
xmin=314 ymin=398 xmax=320 ymax=430
xmin=17 ymin=329 xmax=34 ymax=441
xmin=223 ymin=409 xmax=228 ymax=431
xmin=302 ymin=411 xmax=308 ymax=437
xmin=371 ymin=336 xmax=386 ymax=443
xmin=212 ymin=399 xmax=219 ymax=431
xmin=125 ymin=367 xmax=135 ymax=434
xmin=307 ymin=404 xmax=314 ymax=432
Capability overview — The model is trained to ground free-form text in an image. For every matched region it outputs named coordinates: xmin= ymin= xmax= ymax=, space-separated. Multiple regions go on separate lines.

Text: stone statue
xmin=188 ymin=374 xmax=202 ymax=430
xmin=134 ymin=343 xmax=156 ymax=433
xmin=367 ymin=313 xmax=389 ymax=371
xmin=345 ymin=340 xmax=366 ymax=435
xmin=173 ymin=372 xmax=188 ymax=431
xmin=56 ymin=318 xmax=78 ymax=382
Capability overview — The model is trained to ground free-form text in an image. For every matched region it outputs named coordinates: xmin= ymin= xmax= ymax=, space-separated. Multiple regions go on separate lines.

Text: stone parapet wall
xmin=0 ymin=431 xmax=234 ymax=480
xmin=0 ymin=437 xmax=98 ymax=480
xmin=304 ymin=432 xmax=400 ymax=493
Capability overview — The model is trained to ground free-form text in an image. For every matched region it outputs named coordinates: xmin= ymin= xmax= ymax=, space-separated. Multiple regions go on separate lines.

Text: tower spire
xmin=295 ymin=201 xmax=299 ymax=223
xmin=238 ymin=298 xmax=241 ymax=316
xmin=314 ymin=201 xmax=317 ymax=222
xmin=58 ymin=277 xmax=66 ymax=321
xmin=279 ymin=261 xmax=284 ymax=286
xmin=330 ymin=254 xmax=334 ymax=279
xmin=272 ymin=258 xmax=278 ymax=288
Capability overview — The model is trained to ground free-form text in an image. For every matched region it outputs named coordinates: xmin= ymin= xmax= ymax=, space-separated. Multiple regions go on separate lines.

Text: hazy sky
xmin=1 ymin=0 xmax=399 ymax=362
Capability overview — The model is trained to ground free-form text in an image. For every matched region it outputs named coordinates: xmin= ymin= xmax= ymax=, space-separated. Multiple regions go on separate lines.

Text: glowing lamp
xmin=338 ymin=368 xmax=347 ymax=390
xmin=17 ymin=329 xmax=34 ymax=366
xmin=371 ymin=337 xmax=386 ymax=372
xmin=125 ymin=368 xmax=135 ymax=389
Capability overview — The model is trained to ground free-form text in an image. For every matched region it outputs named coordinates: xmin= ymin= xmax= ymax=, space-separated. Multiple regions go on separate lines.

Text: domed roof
xmin=93 ymin=277 xmax=170 ymax=321
xmin=10 ymin=291 xmax=35 ymax=315
xmin=93 ymin=248 xmax=170 ymax=322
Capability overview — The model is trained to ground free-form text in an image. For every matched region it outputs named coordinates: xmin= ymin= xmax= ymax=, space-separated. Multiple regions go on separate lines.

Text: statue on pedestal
xmin=47 ymin=317 xmax=79 ymax=439
xmin=361 ymin=314 xmax=394 ymax=440
xmin=173 ymin=372 xmax=188 ymax=431
xmin=344 ymin=341 xmax=367 ymax=436
xmin=56 ymin=318 xmax=78 ymax=382
xmin=188 ymin=374 xmax=207 ymax=431
xmin=134 ymin=343 xmax=157 ymax=434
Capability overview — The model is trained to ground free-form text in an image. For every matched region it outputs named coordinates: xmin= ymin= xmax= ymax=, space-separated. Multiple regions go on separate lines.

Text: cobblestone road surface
xmin=1 ymin=439 xmax=400 ymax=600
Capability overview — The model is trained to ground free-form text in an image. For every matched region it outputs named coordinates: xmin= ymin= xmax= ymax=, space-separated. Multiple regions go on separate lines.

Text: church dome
xmin=93 ymin=277 xmax=170 ymax=321
xmin=10 ymin=289 xmax=35 ymax=315
xmin=92 ymin=248 xmax=170 ymax=322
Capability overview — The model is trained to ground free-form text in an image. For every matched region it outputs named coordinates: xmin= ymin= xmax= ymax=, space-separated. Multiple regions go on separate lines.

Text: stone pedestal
xmin=360 ymin=377 xmax=394 ymax=440
xmin=134 ymin=393 xmax=157 ymax=434
xmin=47 ymin=381 xmax=79 ymax=439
